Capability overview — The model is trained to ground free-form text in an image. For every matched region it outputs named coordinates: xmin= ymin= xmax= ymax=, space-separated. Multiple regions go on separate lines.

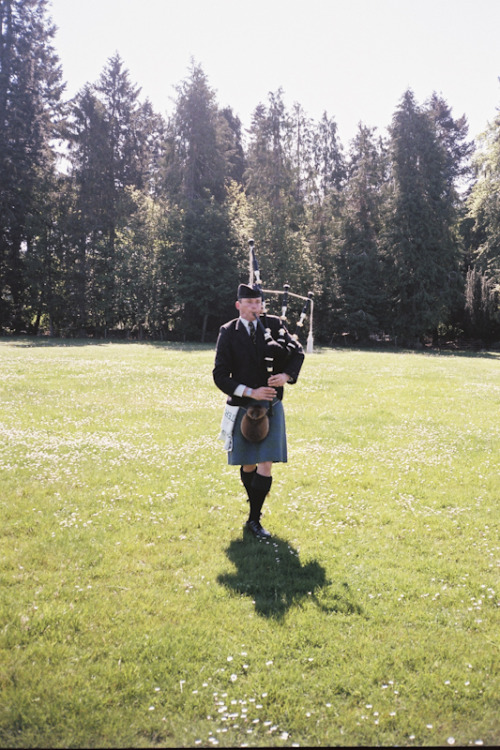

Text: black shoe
xmin=245 ymin=520 xmax=271 ymax=539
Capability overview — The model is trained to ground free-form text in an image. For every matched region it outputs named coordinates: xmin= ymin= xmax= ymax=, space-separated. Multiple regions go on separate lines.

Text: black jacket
xmin=213 ymin=314 xmax=304 ymax=406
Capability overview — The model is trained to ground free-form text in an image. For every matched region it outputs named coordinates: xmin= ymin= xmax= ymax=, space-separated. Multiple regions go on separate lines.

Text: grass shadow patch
xmin=218 ymin=534 xmax=361 ymax=620
xmin=2 ymin=336 xmax=214 ymax=352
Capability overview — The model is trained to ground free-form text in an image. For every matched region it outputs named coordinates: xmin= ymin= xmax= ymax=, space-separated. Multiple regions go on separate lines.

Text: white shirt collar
xmin=239 ymin=317 xmax=256 ymax=331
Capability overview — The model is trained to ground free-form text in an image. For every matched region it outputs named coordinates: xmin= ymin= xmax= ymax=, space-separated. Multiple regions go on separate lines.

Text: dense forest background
xmin=1 ymin=0 xmax=500 ymax=347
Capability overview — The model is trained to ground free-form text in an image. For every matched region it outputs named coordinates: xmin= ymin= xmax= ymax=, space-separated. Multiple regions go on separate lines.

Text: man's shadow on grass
xmin=218 ymin=533 xmax=362 ymax=621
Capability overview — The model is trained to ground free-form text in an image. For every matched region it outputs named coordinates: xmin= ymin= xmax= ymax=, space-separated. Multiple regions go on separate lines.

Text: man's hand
xmin=268 ymin=373 xmax=290 ymax=388
xmin=251 ymin=386 xmax=277 ymax=401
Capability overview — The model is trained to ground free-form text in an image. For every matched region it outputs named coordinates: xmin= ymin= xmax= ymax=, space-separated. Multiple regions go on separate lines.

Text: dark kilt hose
xmin=213 ymin=310 xmax=304 ymax=537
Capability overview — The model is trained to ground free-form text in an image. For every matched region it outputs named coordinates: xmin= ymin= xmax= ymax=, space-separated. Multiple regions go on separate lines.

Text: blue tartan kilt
xmin=228 ymin=399 xmax=287 ymax=465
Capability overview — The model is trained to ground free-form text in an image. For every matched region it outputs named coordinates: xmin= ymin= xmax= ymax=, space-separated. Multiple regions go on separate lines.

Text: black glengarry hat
xmin=237 ymin=283 xmax=261 ymax=299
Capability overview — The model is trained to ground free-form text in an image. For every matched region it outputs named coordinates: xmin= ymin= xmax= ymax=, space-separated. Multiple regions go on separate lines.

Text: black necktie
xmin=249 ymin=322 xmax=256 ymax=346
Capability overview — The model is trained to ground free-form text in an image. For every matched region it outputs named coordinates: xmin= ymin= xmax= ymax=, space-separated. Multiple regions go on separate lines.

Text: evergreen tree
xmin=245 ymin=90 xmax=314 ymax=307
xmin=464 ymin=94 xmax=500 ymax=340
xmin=65 ymin=55 xmax=165 ymax=333
xmin=163 ymin=62 xmax=233 ymax=204
xmin=386 ymin=90 xmax=465 ymax=342
xmin=305 ymin=112 xmax=345 ymax=342
xmin=22 ymin=172 xmax=69 ymax=335
xmin=219 ymin=106 xmax=245 ymax=185
xmin=179 ymin=197 xmax=241 ymax=340
xmin=114 ymin=188 xmax=178 ymax=339
xmin=311 ymin=112 xmax=346 ymax=202
xmin=162 ymin=63 xmax=244 ymax=339
xmin=245 ymin=89 xmax=294 ymax=211
xmin=463 ymin=266 xmax=500 ymax=342
xmin=0 ymin=0 xmax=63 ymax=330
xmin=94 ymin=54 xmax=151 ymax=193
xmin=467 ymin=103 xmax=500 ymax=279
xmin=426 ymin=92 xmax=473 ymax=195
xmin=66 ymin=85 xmax=114 ymax=332
xmin=335 ymin=125 xmax=388 ymax=339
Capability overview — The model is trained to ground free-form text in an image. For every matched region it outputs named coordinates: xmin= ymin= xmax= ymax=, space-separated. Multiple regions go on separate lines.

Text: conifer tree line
xmin=1 ymin=0 xmax=500 ymax=346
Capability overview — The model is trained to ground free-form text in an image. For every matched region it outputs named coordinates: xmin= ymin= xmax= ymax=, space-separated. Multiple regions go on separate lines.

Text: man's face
xmin=236 ymin=297 xmax=263 ymax=322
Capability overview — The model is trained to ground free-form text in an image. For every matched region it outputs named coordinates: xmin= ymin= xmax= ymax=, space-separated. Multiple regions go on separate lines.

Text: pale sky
xmin=48 ymin=0 xmax=500 ymax=147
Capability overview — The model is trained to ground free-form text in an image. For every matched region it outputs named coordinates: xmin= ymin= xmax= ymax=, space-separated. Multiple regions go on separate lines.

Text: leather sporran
xmin=241 ymin=405 xmax=269 ymax=443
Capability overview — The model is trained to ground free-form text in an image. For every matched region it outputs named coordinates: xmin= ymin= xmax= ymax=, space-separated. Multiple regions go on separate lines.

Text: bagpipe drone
xmin=247 ymin=238 xmax=314 ymax=359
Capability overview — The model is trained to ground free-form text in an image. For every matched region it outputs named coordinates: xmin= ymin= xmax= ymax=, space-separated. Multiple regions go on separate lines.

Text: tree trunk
xmin=201 ymin=312 xmax=208 ymax=342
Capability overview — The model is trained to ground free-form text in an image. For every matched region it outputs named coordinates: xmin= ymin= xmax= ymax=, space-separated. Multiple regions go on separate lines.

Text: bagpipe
xmin=238 ymin=238 xmax=313 ymax=435
xmin=247 ymin=238 xmax=314 ymax=364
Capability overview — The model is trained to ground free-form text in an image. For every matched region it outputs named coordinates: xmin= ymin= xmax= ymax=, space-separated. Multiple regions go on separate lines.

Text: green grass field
xmin=1 ymin=339 xmax=499 ymax=748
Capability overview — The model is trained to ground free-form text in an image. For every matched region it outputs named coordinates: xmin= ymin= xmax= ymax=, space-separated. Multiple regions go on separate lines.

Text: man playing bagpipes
xmin=213 ymin=281 xmax=305 ymax=539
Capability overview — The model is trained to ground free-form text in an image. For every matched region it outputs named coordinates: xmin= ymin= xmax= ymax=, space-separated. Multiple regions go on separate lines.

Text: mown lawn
xmin=0 ymin=339 xmax=499 ymax=747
